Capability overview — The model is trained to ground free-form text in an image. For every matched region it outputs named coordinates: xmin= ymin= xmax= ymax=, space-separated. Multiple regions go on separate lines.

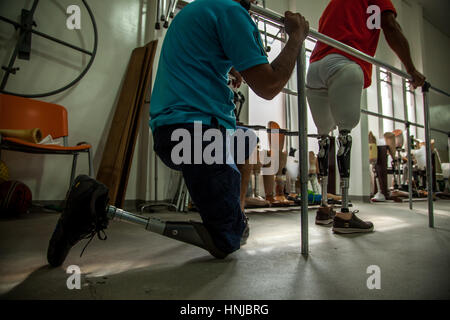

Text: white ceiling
xmin=415 ymin=0 xmax=450 ymax=37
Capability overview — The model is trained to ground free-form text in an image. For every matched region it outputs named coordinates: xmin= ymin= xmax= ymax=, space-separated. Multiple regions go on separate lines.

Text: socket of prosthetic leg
xmin=337 ymin=131 xmax=352 ymax=179
xmin=393 ymin=129 xmax=404 ymax=150
xmin=309 ymin=151 xmax=318 ymax=175
xmin=384 ymin=131 xmax=396 ymax=159
xmin=167 ymin=221 xmax=228 ymax=259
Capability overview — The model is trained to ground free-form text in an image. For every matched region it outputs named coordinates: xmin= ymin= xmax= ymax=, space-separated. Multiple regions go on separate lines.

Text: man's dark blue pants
xmin=153 ymin=123 xmax=257 ymax=254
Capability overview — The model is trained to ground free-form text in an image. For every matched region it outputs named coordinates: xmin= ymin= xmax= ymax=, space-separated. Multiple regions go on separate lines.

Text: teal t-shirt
xmin=149 ymin=0 xmax=269 ymax=131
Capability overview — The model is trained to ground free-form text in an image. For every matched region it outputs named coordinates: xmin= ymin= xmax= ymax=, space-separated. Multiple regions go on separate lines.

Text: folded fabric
xmin=38 ymin=135 xmax=64 ymax=146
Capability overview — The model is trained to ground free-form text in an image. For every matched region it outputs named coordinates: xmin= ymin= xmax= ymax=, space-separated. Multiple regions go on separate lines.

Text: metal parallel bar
xmin=297 ymin=45 xmax=309 ymax=255
xmin=161 ymin=0 xmax=167 ymax=21
xmin=282 ymin=87 xmax=298 ymax=96
xmin=430 ymin=85 xmax=450 ymax=98
xmin=164 ymin=0 xmax=175 ymax=28
xmin=249 ymin=4 xmax=413 ymax=82
xmin=402 ymin=78 xmax=413 ymax=210
xmin=258 ymin=29 xmax=285 ymax=43
xmin=362 ymin=109 xmax=449 ymax=135
xmin=155 ymin=0 xmax=161 ymax=29
xmin=175 ymin=1 xmax=450 ymax=100
xmin=282 ymin=86 xmax=448 ymax=132
xmin=262 ymin=0 xmax=268 ymax=50
xmin=422 ymin=83 xmax=434 ymax=228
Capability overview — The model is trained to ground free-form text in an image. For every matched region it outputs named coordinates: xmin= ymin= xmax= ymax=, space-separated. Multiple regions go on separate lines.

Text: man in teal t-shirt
xmin=151 ymin=0 xmax=309 ymax=257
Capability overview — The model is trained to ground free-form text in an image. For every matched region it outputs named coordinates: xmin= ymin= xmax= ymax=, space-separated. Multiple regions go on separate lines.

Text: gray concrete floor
xmin=0 ymin=200 xmax=449 ymax=300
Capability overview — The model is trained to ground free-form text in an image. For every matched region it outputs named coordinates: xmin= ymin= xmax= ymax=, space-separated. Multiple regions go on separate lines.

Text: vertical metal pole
xmin=154 ymin=152 xmax=158 ymax=202
xmin=376 ymin=67 xmax=384 ymax=136
xmin=286 ymin=81 xmax=292 ymax=151
xmin=422 ymin=82 xmax=434 ymax=228
xmin=155 ymin=0 xmax=161 ymax=29
xmin=402 ymin=78 xmax=413 ymax=210
xmin=297 ymin=45 xmax=309 ymax=255
xmin=262 ymin=0 xmax=268 ymax=51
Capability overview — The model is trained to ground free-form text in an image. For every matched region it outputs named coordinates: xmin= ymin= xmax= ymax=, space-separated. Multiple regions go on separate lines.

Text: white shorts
xmin=306 ymin=54 xmax=364 ymax=136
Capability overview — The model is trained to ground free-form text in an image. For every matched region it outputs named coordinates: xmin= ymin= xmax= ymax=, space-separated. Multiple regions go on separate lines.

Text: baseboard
xmin=33 ymin=196 xmax=370 ymax=213
xmin=349 ymin=195 xmax=371 ymax=203
xmin=31 ymin=199 xmax=175 ymax=213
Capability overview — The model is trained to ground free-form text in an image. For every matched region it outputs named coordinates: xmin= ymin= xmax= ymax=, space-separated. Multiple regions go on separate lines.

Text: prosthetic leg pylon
xmin=337 ymin=130 xmax=352 ymax=212
xmin=47 ymin=175 xmax=229 ymax=268
xmin=317 ymin=135 xmax=331 ymax=207
xmin=107 ymin=206 xmax=228 ymax=259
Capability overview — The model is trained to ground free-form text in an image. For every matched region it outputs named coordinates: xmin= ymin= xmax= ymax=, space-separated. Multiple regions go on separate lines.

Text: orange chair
xmin=0 ymin=93 xmax=93 ymax=187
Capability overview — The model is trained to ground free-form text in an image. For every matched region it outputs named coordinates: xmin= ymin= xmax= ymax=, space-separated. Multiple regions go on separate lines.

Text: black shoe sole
xmin=332 ymin=226 xmax=374 ymax=234
xmin=316 ymin=219 xmax=333 ymax=225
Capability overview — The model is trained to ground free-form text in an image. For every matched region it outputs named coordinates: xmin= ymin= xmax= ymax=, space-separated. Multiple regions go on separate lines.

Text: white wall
xmin=0 ymin=0 xmax=154 ymax=201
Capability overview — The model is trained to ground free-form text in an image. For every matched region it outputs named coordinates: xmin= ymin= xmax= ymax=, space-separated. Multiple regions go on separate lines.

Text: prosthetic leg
xmin=107 ymin=206 xmax=228 ymax=259
xmin=337 ymin=130 xmax=352 ymax=213
xmin=314 ymin=135 xmax=336 ymax=225
xmin=245 ymin=152 xmax=271 ymax=208
xmin=317 ymin=136 xmax=331 ymax=207
xmin=47 ymin=175 xmax=230 ymax=267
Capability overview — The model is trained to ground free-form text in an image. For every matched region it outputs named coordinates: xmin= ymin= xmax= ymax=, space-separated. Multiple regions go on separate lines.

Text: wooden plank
xmin=96 ymin=47 xmax=147 ymax=203
xmin=116 ymin=41 xmax=158 ymax=207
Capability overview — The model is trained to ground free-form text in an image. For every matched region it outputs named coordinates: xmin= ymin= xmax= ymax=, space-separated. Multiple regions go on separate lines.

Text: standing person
xmin=307 ymin=0 xmax=425 ymax=233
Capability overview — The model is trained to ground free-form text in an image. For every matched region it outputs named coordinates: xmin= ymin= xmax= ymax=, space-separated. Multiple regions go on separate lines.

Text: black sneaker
xmin=315 ymin=206 xmax=336 ymax=225
xmin=332 ymin=210 xmax=374 ymax=234
xmin=47 ymin=175 xmax=110 ymax=267
xmin=240 ymin=215 xmax=250 ymax=246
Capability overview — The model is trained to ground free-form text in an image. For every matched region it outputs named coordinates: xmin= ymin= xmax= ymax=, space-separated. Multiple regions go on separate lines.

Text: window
xmin=405 ymin=81 xmax=418 ymax=138
xmin=379 ymin=68 xmax=394 ymax=133
xmin=248 ymin=19 xmax=285 ymax=150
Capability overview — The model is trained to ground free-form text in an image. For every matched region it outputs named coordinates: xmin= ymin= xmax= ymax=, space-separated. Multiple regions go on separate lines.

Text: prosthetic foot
xmin=334 ymin=131 xmax=373 ymax=233
xmin=337 ymin=131 xmax=352 ymax=212
xmin=314 ymin=136 xmax=336 ymax=223
xmin=317 ymin=136 xmax=331 ymax=207
xmin=47 ymin=175 xmax=232 ymax=267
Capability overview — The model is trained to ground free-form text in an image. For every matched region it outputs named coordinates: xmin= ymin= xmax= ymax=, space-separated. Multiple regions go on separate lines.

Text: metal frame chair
xmin=0 ymin=93 xmax=93 ymax=187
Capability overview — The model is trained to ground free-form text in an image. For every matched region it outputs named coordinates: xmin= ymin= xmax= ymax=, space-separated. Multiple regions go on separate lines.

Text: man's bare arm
xmin=381 ymin=11 xmax=425 ymax=88
xmin=240 ymin=12 xmax=309 ymax=100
